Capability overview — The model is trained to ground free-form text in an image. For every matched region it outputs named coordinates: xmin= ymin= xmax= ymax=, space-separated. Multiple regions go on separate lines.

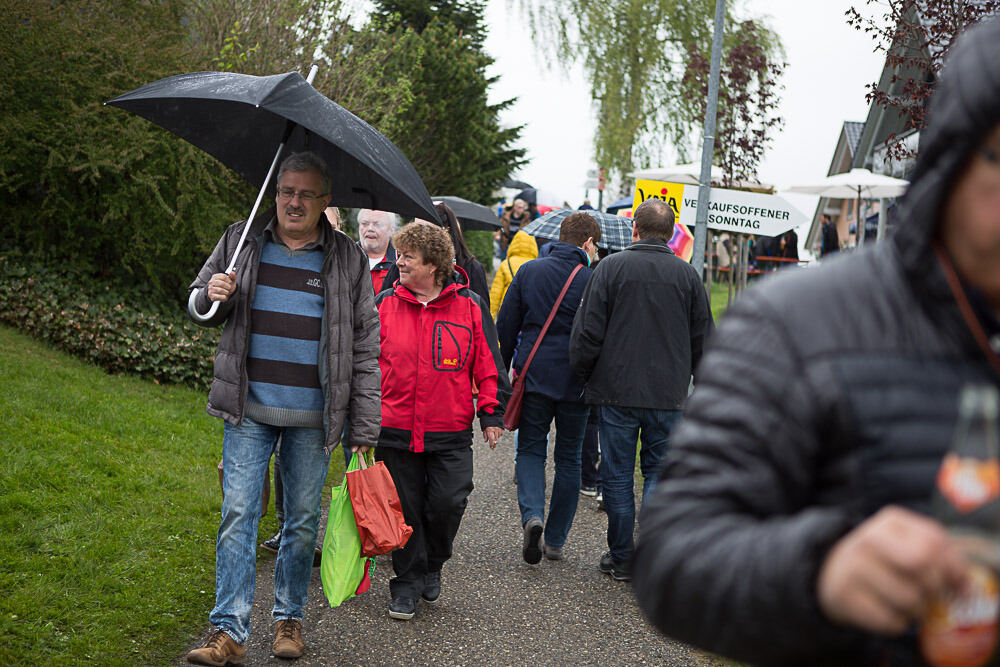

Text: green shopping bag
xmin=320 ymin=452 xmax=374 ymax=607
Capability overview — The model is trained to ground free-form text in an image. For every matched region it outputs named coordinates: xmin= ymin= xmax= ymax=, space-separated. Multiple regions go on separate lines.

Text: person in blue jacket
xmin=496 ymin=212 xmax=601 ymax=564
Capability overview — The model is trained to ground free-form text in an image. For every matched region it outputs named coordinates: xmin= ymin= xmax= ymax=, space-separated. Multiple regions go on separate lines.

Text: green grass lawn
xmin=0 ymin=325 xmax=344 ymax=663
xmin=709 ymin=280 xmax=733 ymax=322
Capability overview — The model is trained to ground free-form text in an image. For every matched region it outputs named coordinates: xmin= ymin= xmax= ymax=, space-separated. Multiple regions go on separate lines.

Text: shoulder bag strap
xmin=933 ymin=241 xmax=1000 ymax=377
xmin=516 ymin=264 xmax=584 ymax=381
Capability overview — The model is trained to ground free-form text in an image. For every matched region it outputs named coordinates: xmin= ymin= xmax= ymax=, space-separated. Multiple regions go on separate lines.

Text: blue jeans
xmin=599 ymin=406 xmax=681 ymax=562
xmin=212 ymin=417 xmax=330 ymax=644
xmin=516 ymin=392 xmax=590 ymax=549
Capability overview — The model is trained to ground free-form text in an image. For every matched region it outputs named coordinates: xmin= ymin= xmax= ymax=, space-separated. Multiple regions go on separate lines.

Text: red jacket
xmin=366 ymin=242 xmax=397 ymax=294
xmin=375 ymin=268 xmax=510 ymax=453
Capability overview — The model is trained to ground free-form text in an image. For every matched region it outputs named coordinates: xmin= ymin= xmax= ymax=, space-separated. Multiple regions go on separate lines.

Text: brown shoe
xmin=186 ymin=629 xmax=245 ymax=666
xmin=273 ymin=619 xmax=304 ymax=659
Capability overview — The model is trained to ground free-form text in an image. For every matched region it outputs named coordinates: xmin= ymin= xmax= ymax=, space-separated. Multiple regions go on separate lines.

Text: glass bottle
xmin=921 ymin=384 xmax=1000 ymax=667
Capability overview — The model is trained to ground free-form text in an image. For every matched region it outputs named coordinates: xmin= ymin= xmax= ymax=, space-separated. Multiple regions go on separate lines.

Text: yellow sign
xmin=632 ymin=179 xmax=687 ymax=218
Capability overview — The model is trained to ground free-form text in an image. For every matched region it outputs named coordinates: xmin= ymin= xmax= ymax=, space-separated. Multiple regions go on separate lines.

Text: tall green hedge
xmin=0 ymin=255 xmax=218 ymax=390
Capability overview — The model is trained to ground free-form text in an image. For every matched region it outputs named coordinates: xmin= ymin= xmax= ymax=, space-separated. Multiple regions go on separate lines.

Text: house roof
xmin=844 ymin=121 xmax=865 ymax=158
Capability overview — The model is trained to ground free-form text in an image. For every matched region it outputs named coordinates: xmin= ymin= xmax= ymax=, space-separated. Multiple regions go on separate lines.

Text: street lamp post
xmin=692 ymin=0 xmax=727 ymax=278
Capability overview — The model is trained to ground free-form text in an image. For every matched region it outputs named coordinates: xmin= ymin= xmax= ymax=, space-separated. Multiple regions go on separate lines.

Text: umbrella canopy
xmin=785 ymin=168 xmax=909 ymax=199
xmin=786 ymin=168 xmax=909 ymax=247
xmin=521 ymin=209 xmax=633 ymax=251
xmin=515 ymin=188 xmax=564 ymax=208
xmin=502 ymin=178 xmax=533 ymax=190
xmin=432 ymin=196 xmax=501 ymax=232
xmin=605 ymin=195 xmax=633 ymax=214
xmin=629 ymin=162 xmax=773 ymax=191
xmin=630 ymin=162 xmax=723 ymax=185
xmin=106 ymin=70 xmax=438 ymax=222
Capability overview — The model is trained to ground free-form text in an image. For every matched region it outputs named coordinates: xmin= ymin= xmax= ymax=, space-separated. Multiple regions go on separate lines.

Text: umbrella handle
xmin=189 ymin=63 xmax=319 ymax=324
xmin=188 ymin=141 xmax=286 ymax=322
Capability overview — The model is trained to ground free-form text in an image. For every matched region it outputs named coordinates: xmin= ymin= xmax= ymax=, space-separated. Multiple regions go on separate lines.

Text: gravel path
xmin=180 ymin=429 xmax=720 ymax=665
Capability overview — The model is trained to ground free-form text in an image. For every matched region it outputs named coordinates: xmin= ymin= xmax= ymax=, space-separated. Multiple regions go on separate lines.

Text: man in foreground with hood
xmin=633 ymin=16 xmax=1000 ymax=666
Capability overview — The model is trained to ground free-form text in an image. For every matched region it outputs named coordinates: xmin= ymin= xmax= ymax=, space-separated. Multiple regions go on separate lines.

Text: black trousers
xmin=581 ymin=407 xmax=601 ymax=488
xmin=377 ymin=446 xmax=474 ymax=599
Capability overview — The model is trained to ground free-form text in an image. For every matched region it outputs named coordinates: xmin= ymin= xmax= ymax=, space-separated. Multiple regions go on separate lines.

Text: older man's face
xmin=274 ymin=170 xmax=330 ymax=243
xmin=359 ymin=211 xmax=394 ymax=257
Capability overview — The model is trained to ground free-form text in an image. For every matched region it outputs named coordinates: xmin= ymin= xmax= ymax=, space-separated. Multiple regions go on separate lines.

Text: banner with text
xmin=632 ymin=179 xmax=806 ymax=237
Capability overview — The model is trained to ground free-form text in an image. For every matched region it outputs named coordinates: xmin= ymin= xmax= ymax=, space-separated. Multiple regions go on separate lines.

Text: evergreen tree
xmin=372 ymin=0 xmax=487 ymax=47
xmin=371 ymin=1 xmax=524 ymax=203
xmin=0 ymin=0 xmax=520 ymax=302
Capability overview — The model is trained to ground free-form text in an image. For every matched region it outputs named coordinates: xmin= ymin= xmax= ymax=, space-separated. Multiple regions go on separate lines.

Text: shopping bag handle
xmin=350 ymin=449 xmax=374 ymax=470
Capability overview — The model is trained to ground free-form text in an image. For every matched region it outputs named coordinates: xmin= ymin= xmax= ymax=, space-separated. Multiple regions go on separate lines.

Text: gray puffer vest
xmin=187 ymin=210 xmax=381 ymax=452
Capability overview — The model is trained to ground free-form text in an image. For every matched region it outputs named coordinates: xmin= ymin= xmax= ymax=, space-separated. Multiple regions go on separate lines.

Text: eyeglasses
xmin=276 ymin=187 xmax=326 ymax=202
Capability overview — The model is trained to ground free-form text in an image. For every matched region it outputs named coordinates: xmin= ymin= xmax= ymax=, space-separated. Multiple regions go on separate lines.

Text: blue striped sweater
xmin=244 ymin=241 xmax=325 ymax=428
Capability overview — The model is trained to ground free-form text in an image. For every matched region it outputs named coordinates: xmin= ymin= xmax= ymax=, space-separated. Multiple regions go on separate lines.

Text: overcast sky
xmin=483 ymin=0 xmax=887 ymax=216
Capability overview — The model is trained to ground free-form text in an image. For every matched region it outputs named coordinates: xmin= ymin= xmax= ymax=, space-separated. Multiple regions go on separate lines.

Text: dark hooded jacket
xmin=633 ymin=18 xmax=1000 ymax=667
xmin=496 ymin=241 xmax=592 ymax=402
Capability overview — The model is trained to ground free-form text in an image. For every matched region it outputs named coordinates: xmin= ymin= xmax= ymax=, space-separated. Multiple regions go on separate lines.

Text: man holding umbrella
xmin=186 ymin=152 xmax=381 ymax=664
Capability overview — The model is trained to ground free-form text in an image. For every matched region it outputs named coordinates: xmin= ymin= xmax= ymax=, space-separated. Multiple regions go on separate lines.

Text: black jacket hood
xmin=894 ymin=16 xmax=1000 ymax=275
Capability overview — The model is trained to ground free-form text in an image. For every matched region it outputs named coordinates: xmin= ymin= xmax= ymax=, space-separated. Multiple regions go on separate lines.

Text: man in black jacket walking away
xmin=570 ymin=199 xmax=713 ymax=581
xmin=632 ymin=17 xmax=1000 ymax=666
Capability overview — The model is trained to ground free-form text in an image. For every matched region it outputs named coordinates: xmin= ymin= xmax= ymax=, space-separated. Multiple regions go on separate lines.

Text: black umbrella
xmin=513 ymin=188 xmax=562 ymax=207
xmin=516 ymin=188 xmax=538 ymax=205
xmin=432 ymin=196 xmax=501 ymax=232
xmin=107 ymin=67 xmax=438 ymax=321
xmin=501 ymin=178 xmax=533 ymax=190
xmin=106 ymin=69 xmax=436 ymax=219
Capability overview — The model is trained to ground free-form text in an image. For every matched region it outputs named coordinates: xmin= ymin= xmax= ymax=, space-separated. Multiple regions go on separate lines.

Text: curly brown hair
xmin=392 ymin=221 xmax=455 ymax=286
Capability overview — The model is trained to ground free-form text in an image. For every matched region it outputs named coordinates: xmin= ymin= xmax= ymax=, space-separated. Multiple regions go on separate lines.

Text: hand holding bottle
xmin=817 ymin=505 xmax=969 ymax=635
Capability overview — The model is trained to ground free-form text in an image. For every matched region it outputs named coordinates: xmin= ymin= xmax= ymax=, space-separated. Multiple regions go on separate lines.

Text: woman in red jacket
xmin=375 ymin=221 xmax=509 ymax=620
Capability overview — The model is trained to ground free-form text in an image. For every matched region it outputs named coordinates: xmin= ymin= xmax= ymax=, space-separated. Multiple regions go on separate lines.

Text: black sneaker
xmin=422 ymin=571 xmax=441 ymax=604
xmin=388 ymin=596 xmax=417 ymax=620
xmin=522 ymin=518 xmax=543 ymax=564
xmin=598 ymin=551 xmax=632 ymax=581
xmin=261 ymin=529 xmax=282 ymax=553
xmin=580 ymin=486 xmax=598 ymax=497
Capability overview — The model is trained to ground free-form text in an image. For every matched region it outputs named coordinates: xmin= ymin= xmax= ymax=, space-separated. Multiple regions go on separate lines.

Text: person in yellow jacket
xmin=489 ymin=230 xmax=538 ymax=319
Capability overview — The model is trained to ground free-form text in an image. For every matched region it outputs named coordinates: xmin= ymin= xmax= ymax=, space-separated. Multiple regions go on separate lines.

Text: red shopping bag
xmin=346 ymin=452 xmax=413 ymax=557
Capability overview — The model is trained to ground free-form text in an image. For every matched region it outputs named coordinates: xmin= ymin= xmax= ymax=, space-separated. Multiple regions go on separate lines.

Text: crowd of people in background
xmin=184 ymin=149 xmax=716 ymax=665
